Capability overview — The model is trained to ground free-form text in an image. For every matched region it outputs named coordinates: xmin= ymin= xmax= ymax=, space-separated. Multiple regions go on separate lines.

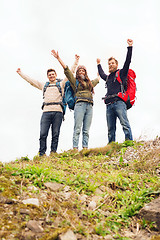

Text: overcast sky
xmin=0 ymin=0 xmax=160 ymax=162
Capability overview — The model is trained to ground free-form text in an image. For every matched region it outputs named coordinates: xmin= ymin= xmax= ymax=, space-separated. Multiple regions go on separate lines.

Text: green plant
xmin=95 ymin=223 xmax=110 ymax=236
xmin=1 ymin=139 xmax=160 ymax=239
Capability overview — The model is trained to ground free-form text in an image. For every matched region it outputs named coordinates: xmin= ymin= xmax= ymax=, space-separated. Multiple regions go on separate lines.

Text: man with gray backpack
xmin=16 ymin=55 xmax=79 ymax=156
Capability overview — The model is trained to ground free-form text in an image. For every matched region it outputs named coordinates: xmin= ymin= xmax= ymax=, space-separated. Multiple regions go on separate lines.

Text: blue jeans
xmin=39 ymin=111 xmax=63 ymax=156
xmin=106 ymin=100 xmax=133 ymax=143
xmin=73 ymin=102 xmax=93 ymax=148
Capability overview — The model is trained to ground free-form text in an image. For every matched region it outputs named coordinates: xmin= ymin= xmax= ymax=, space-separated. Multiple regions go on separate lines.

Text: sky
xmin=0 ymin=0 xmax=160 ymax=162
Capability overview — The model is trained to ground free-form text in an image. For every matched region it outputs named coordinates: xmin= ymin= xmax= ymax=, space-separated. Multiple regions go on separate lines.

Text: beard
xmin=109 ymin=66 xmax=118 ymax=73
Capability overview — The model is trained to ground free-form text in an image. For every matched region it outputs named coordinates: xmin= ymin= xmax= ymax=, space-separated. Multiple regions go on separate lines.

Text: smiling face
xmin=108 ymin=58 xmax=118 ymax=73
xmin=78 ymin=68 xmax=86 ymax=76
xmin=76 ymin=68 xmax=86 ymax=80
xmin=47 ymin=70 xmax=57 ymax=82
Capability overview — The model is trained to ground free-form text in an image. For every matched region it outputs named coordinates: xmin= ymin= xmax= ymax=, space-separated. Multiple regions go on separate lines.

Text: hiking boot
xmin=49 ymin=151 xmax=58 ymax=157
xmin=40 ymin=154 xmax=47 ymax=158
xmin=39 ymin=153 xmax=47 ymax=157
xmin=82 ymin=147 xmax=88 ymax=150
xmin=33 ymin=153 xmax=47 ymax=161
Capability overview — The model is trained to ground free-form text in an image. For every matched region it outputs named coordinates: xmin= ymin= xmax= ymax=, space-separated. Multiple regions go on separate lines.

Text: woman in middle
xmin=51 ymin=50 xmax=99 ymax=150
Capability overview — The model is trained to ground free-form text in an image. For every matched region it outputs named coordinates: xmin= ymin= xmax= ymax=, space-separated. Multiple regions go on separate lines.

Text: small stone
xmin=92 ymin=195 xmax=103 ymax=203
xmin=44 ymin=182 xmax=64 ymax=191
xmin=53 ymin=216 xmax=62 ymax=228
xmin=0 ymin=196 xmax=15 ymax=204
xmin=99 ymin=209 xmax=110 ymax=217
xmin=27 ymin=185 xmax=38 ymax=191
xmin=63 ymin=192 xmax=71 ymax=200
xmin=58 ymin=229 xmax=77 ymax=240
xmin=139 ymin=196 xmax=160 ymax=230
xmin=27 ymin=220 xmax=43 ymax=233
xmin=78 ymin=194 xmax=87 ymax=203
xmin=95 ymin=188 xmax=103 ymax=195
xmin=104 ymin=235 xmax=114 ymax=240
xmin=20 ymin=208 xmax=31 ymax=215
xmin=22 ymin=198 xmax=39 ymax=206
xmin=64 ymin=186 xmax=70 ymax=192
xmin=88 ymin=200 xmax=97 ymax=210
xmin=22 ymin=231 xmax=35 ymax=240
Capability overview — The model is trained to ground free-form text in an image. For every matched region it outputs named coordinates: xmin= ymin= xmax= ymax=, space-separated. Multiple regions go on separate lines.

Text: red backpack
xmin=116 ymin=69 xmax=136 ymax=109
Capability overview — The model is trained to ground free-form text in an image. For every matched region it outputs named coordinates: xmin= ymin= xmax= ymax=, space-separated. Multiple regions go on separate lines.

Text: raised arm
xmin=97 ymin=58 xmax=108 ymax=81
xmin=120 ymin=39 xmax=133 ymax=79
xmin=16 ymin=68 xmax=43 ymax=90
xmin=91 ymin=72 xmax=100 ymax=87
xmin=71 ymin=54 xmax=80 ymax=74
xmin=127 ymin=39 xmax=133 ymax=47
xmin=51 ymin=50 xmax=67 ymax=69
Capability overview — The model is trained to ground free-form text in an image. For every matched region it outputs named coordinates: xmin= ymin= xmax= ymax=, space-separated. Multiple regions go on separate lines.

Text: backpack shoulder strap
xmin=115 ymin=70 xmax=125 ymax=93
xmin=115 ymin=70 xmax=122 ymax=83
xmin=75 ymin=79 xmax=79 ymax=92
xmin=43 ymin=82 xmax=50 ymax=98
xmin=56 ymin=80 xmax=62 ymax=96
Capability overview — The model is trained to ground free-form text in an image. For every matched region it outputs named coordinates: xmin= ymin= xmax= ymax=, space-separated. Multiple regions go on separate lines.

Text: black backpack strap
xmin=105 ymin=75 xmax=109 ymax=88
xmin=41 ymin=101 xmax=63 ymax=110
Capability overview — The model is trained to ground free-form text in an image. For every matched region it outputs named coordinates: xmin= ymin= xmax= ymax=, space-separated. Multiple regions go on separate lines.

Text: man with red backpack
xmin=97 ymin=39 xmax=134 ymax=143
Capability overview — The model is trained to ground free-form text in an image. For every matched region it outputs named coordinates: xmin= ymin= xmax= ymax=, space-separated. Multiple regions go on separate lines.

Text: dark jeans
xmin=106 ymin=101 xmax=133 ymax=143
xmin=39 ymin=111 xmax=63 ymax=156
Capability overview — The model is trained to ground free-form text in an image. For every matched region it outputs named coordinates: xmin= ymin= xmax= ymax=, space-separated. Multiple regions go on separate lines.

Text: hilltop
xmin=0 ymin=138 xmax=160 ymax=240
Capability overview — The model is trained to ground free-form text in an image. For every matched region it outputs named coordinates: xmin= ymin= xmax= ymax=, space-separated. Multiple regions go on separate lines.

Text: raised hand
xmin=16 ymin=68 xmax=21 ymax=74
xmin=96 ymin=58 xmax=101 ymax=65
xmin=75 ymin=54 xmax=80 ymax=61
xmin=127 ymin=39 xmax=133 ymax=46
xmin=51 ymin=50 xmax=66 ymax=69
xmin=51 ymin=50 xmax=59 ymax=59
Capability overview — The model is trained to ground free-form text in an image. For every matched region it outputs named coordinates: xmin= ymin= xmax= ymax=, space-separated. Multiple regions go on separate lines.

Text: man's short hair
xmin=47 ymin=69 xmax=56 ymax=75
xmin=108 ymin=57 xmax=118 ymax=65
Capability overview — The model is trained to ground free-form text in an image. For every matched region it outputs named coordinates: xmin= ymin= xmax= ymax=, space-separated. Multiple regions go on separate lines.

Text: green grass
xmin=1 ymin=140 xmax=160 ymax=239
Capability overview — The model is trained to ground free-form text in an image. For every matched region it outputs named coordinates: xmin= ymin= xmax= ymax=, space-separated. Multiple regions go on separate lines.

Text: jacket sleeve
xmin=18 ymin=72 xmax=44 ymax=90
xmin=120 ymin=46 xmax=132 ymax=82
xmin=64 ymin=66 xmax=77 ymax=91
xmin=61 ymin=59 xmax=78 ymax=88
xmin=97 ymin=64 xmax=108 ymax=81
xmin=91 ymin=78 xmax=99 ymax=87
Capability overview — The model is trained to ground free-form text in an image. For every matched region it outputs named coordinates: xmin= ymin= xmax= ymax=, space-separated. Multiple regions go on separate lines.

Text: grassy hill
xmin=0 ymin=139 xmax=160 ymax=240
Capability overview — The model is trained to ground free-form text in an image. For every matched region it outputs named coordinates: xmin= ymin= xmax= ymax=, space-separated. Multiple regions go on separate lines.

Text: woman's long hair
xmin=76 ymin=68 xmax=94 ymax=94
